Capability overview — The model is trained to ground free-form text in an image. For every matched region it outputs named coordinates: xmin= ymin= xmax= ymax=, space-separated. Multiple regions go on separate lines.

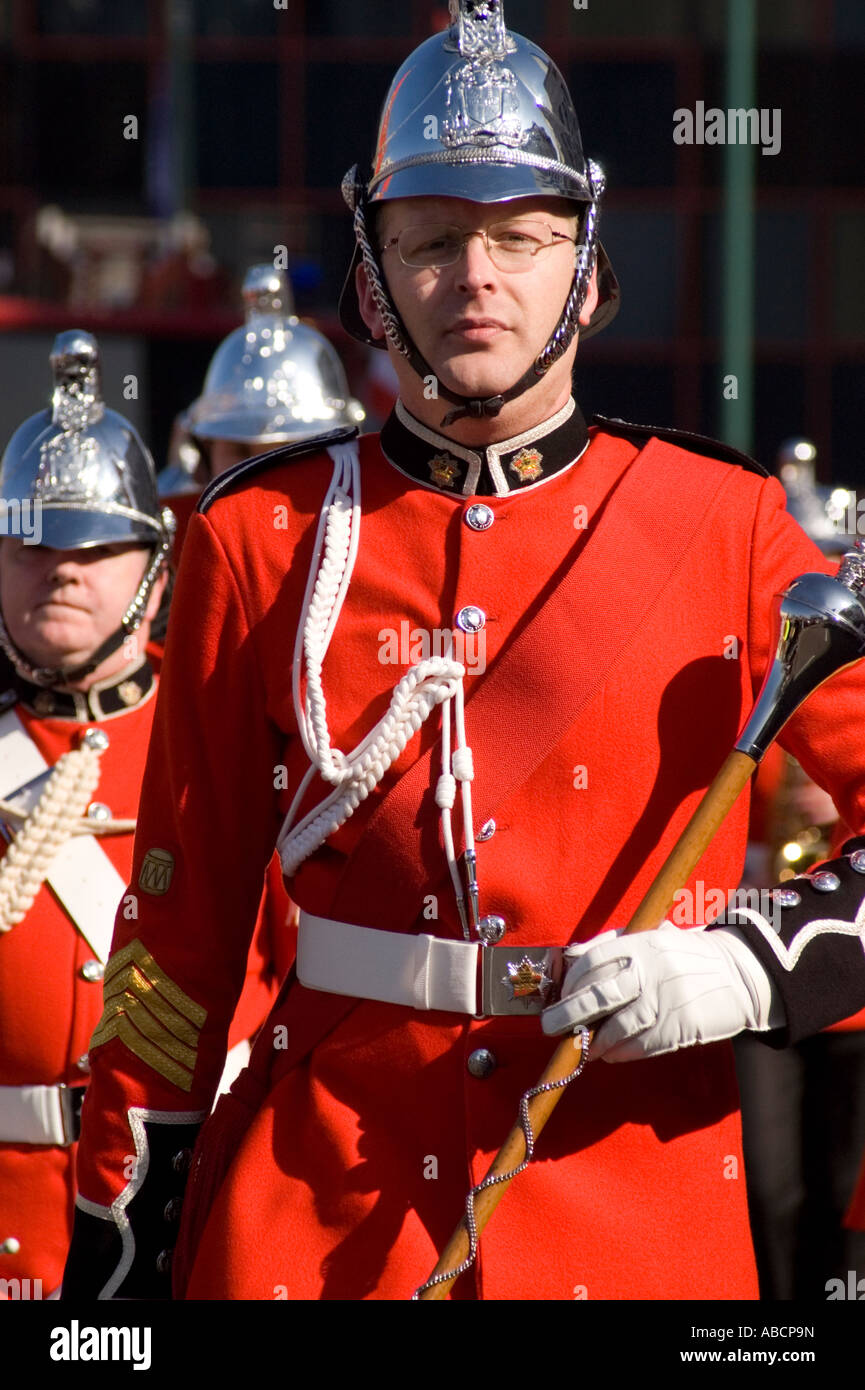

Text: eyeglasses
xmin=380 ymin=220 xmax=578 ymax=272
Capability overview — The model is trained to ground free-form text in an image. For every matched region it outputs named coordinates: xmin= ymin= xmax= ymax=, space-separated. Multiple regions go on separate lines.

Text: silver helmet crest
xmin=338 ymin=0 xmax=619 ymax=423
xmin=0 ymin=331 xmax=174 ymax=686
xmin=183 ymin=265 xmax=365 ymax=447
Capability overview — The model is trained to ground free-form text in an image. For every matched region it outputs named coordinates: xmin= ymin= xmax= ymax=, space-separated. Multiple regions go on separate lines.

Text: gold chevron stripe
xmin=89 ymin=1013 xmax=194 ymax=1092
xmin=91 ymin=994 xmax=197 ymax=1070
xmin=101 ymin=964 xmax=200 ymax=1048
xmin=89 ymin=937 xmax=207 ymax=1090
xmin=104 ymin=939 xmax=207 ymax=1026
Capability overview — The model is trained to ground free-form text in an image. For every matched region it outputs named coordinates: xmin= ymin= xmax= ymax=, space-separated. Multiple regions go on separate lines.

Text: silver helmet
xmin=182 ymin=264 xmax=365 ymax=447
xmin=339 ymin=0 xmax=619 ymax=424
xmin=0 ymin=330 xmax=174 ymax=685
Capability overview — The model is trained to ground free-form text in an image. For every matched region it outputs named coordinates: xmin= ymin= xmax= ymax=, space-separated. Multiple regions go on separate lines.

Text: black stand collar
xmin=381 ymin=397 xmax=589 ymax=498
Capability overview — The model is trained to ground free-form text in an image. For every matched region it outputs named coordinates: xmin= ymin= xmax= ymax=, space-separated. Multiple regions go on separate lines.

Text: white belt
xmin=0 ymin=1083 xmax=85 ymax=1146
xmin=297 ymin=911 xmax=563 ymax=1017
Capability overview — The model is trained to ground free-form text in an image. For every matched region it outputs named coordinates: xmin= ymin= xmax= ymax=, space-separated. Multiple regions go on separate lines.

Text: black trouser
xmin=733 ymin=1030 xmax=865 ymax=1300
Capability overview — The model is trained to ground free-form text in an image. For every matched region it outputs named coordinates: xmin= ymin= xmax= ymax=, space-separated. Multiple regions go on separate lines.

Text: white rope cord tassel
xmin=0 ymin=742 xmax=103 ymax=932
xmin=278 ymin=443 xmax=467 ymax=883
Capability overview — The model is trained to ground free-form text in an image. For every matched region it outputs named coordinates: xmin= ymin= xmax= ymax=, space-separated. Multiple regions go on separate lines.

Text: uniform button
xmin=478 ymin=915 xmax=507 ymax=944
xmin=455 ymin=605 xmax=486 ymax=633
xmin=163 ymin=1197 xmax=183 ymax=1223
xmin=811 ymin=871 xmax=841 ymax=893
xmin=0 ymin=1237 xmax=20 ymax=1255
xmin=155 ymin=1249 xmax=173 ymax=1276
xmin=80 ymin=960 xmax=104 ymax=982
xmin=771 ymin=887 xmax=801 ymax=908
xmin=476 ymin=818 xmax=496 ymax=842
xmin=467 ymin=1048 xmax=497 ymax=1079
xmin=75 ymin=1053 xmax=90 ymax=1074
xmin=850 ymin=849 xmax=865 ymax=874
xmin=465 ymin=503 xmax=494 ymax=532
xmin=172 ymin=1148 xmax=193 ymax=1174
xmin=86 ymin=802 xmax=111 ymax=822
xmin=82 ymin=728 xmax=109 ymax=752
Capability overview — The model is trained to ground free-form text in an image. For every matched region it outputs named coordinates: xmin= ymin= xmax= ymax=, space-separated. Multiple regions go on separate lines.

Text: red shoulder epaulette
xmin=592 ymin=415 xmax=768 ymax=479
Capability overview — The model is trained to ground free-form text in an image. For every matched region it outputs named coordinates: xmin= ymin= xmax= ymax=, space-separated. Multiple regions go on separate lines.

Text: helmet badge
xmin=443 ymin=0 xmax=524 ymax=150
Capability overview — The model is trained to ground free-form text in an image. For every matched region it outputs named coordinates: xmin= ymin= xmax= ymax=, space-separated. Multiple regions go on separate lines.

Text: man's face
xmin=0 ymin=540 xmax=155 ymax=674
xmin=204 ymin=438 xmax=260 ymax=480
xmin=360 ymin=195 xmax=596 ymax=409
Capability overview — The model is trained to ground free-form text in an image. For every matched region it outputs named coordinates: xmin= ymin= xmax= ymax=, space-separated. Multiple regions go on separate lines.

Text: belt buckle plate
xmin=58 ymin=1084 xmax=85 ymax=1146
xmin=480 ymin=945 xmax=563 ymax=1017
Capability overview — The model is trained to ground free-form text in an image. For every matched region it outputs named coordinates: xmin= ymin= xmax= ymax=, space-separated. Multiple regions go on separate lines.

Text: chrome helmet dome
xmin=339 ymin=0 xmax=619 ymax=424
xmin=183 ymin=264 xmax=365 ymax=447
xmin=0 ymin=330 xmax=174 ymax=685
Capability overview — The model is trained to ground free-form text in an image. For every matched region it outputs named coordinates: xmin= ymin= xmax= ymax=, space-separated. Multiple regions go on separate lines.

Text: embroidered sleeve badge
xmin=138 ymin=848 xmax=175 ymax=896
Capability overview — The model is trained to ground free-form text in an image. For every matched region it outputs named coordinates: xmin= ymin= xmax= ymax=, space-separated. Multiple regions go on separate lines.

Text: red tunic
xmin=0 ymin=672 xmax=285 ymax=1295
xmin=74 ymin=425 xmax=865 ymax=1300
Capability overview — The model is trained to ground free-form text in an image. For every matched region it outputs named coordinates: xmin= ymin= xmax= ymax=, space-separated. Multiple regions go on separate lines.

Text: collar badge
xmin=118 ymin=680 xmax=143 ymax=706
xmin=428 ymin=452 xmax=462 ymax=488
xmin=509 ymin=447 xmax=544 ymax=483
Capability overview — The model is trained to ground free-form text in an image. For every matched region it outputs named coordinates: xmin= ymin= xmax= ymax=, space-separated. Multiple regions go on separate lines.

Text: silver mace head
xmin=737 ymin=539 xmax=865 ymax=761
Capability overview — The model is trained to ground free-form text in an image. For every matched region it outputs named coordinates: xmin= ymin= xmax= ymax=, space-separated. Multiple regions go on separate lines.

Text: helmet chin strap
xmin=355 ymin=165 xmax=604 ymax=430
xmin=0 ymin=535 xmax=171 ymax=689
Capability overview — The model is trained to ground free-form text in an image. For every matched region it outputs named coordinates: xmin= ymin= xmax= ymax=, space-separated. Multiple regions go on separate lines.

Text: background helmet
xmin=183 ymin=264 xmax=365 ymax=447
xmin=776 ymin=438 xmax=857 ymax=555
xmin=338 ymin=0 xmax=619 ymax=423
xmin=0 ymin=330 xmax=174 ymax=685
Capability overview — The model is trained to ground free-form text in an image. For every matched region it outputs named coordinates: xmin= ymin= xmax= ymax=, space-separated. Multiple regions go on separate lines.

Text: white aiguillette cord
xmin=0 ymin=713 xmax=127 ymax=959
xmin=276 ymin=441 xmax=484 ymax=935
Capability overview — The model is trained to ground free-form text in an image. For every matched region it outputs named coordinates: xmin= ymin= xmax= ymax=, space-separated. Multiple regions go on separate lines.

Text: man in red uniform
xmin=64 ymin=1 xmax=865 ymax=1301
xmin=0 ymin=332 xmax=282 ymax=1298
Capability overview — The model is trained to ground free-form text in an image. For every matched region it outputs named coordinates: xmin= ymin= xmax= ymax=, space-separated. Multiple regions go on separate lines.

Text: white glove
xmin=541 ymin=922 xmax=784 ymax=1061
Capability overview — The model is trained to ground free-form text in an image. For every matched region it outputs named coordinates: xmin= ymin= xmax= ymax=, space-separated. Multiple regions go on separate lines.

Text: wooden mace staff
xmin=417 ymin=548 xmax=865 ymax=1299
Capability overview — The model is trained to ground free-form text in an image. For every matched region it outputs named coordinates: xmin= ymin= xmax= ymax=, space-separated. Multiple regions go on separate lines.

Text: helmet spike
xmin=241 ymin=264 xmax=295 ymax=322
xmin=446 ymin=0 xmax=516 ymax=60
xmin=49 ymin=330 xmax=104 ymax=433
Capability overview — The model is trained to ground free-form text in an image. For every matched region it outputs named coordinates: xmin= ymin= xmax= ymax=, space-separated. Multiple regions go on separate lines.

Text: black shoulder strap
xmin=197 ymin=426 xmax=360 ymax=515
xmin=592 ymin=415 xmax=768 ymax=479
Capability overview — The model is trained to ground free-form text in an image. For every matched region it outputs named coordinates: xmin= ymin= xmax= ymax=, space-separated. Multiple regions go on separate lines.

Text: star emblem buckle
xmin=479 ymin=945 xmax=563 ymax=1016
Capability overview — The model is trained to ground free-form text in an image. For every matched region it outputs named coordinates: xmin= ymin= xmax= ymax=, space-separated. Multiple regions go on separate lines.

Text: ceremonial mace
xmin=417 ymin=542 xmax=865 ymax=1299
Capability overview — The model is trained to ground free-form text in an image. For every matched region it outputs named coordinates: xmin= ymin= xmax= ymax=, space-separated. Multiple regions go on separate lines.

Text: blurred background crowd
xmin=0 ymin=0 xmax=863 ymax=469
